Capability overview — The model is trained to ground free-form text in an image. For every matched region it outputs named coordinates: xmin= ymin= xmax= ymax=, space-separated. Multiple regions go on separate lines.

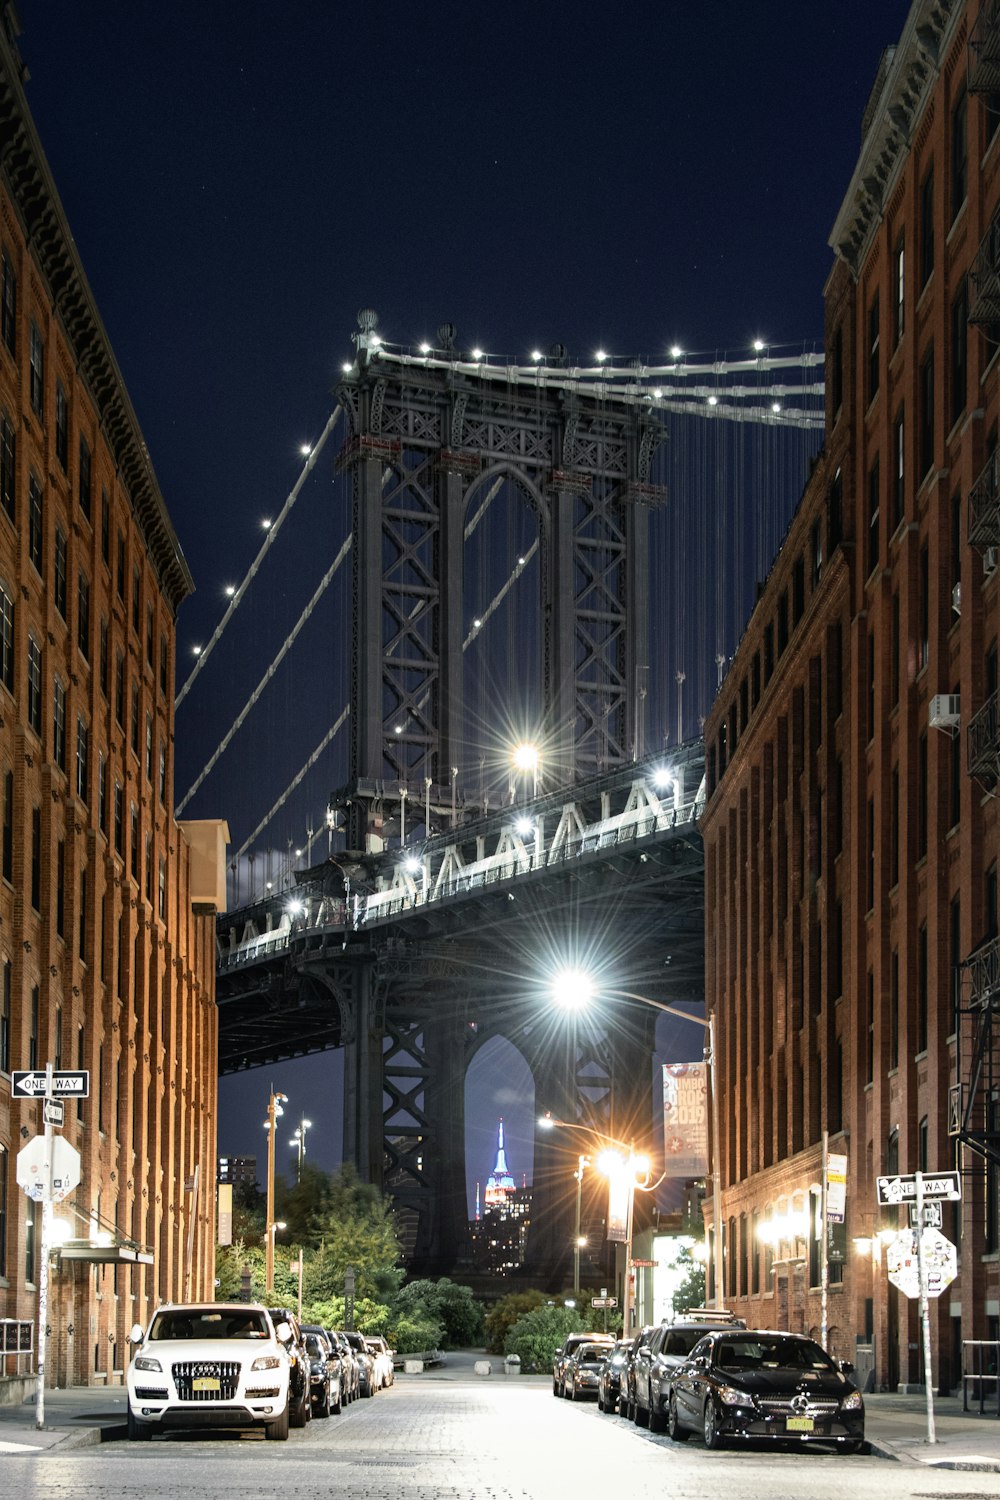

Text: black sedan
xmin=563 ymin=1341 xmax=611 ymax=1401
xmin=668 ymin=1330 xmax=865 ymax=1452
xmin=596 ymin=1340 xmax=631 ymax=1414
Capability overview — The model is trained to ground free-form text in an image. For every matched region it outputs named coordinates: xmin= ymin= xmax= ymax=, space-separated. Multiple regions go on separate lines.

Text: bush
xmin=483 ymin=1290 xmax=547 ymax=1354
xmin=504 ymin=1304 xmax=587 ymax=1374
xmin=390 ymin=1315 xmax=444 ymax=1354
xmin=393 ymin=1278 xmax=484 ymax=1348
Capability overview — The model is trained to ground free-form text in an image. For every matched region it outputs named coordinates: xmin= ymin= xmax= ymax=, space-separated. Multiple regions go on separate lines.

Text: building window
xmin=116 ymin=531 xmax=126 ymax=601
xmin=28 ymin=320 xmax=44 ymax=418
xmin=890 ymin=766 xmax=900 ymax=883
xmin=101 ymin=487 xmax=110 ymax=564
xmin=53 ymin=676 xmax=66 ymax=770
xmin=920 ymin=165 xmax=934 ymax=287
xmin=54 ymin=527 xmax=67 ymax=618
xmin=145 ymin=711 xmax=153 ymax=781
xmin=145 ymin=831 xmax=153 ymax=900
xmin=0 ymin=961 xmax=8 ymax=1072
xmin=159 ymin=634 xmax=168 ymax=696
xmin=777 ymin=591 xmax=788 ymax=653
xmin=158 ymin=856 xmax=166 ymax=919
xmin=28 ymin=472 xmax=43 ymax=572
xmin=78 ymin=434 xmax=92 ymax=520
xmin=55 ymin=379 xmax=69 ymax=469
xmin=952 ymin=87 xmax=967 ymax=221
xmin=99 ymin=617 xmax=109 ymax=697
xmin=868 ymin=455 xmax=880 ymax=575
xmin=54 ymin=1004 xmax=62 ymax=1071
xmin=130 ymin=803 xmax=139 ymax=881
xmin=98 ymin=752 xmax=107 ymax=833
xmin=2 ymin=769 xmax=12 ymax=880
xmin=115 ymin=651 xmax=125 ymax=728
xmin=0 ymin=250 xmax=15 ymax=356
xmin=811 ymin=518 xmax=823 ymax=588
xmin=792 ymin=556 xmax=805 ymax=623
xmin=79 ymin=865 xmax=87 ymax=961
xmin=919 ymin=543 xmax=929 ymax=670
xmin=114 ymin=781 xmax=123 ymax=855
xmin=917 ymin=730 xmax=928 ymax=859
xmin=0 ymin=409 xmax=14 ymax=523
xmin=951 ymin=278 xmax=968 ymax=429
xmin=27 ymin=635 xmax=41 ymax=734
xmin=130 ymin=682 xmax=139 ymax=755
xmin=893 ymin=232 xmax=904 ymax=347
xmin=891 ymin=593 xmax=900 ymax=707
xmin=917 ymin=923 xmax=928 ymax=1054
xmin=25 ymin=1199 xmax=36 ymax=1285
xmin=866 ymin=972 xmax=874 ymax=1083
xmin=29 ymin=983 xmax=39 ymax=1069
xmin=76 ymin=717 xmax=89 ymax=803
xmin=0 ymin=581 xmax=13 ymax=692
xmin=158 ymin=740 xmax=166 ymax=805
xmin=919 ymin=344 xmax=934 ymax=479
xmin=146 ymin=603 xmax=154 ymax=668
xmin=56 ymin=838 xmax=65 ymax=936
xmin=893 ymin=406 xmax=905 ymax=529
xmin=77 ymin=571 xmax=90 ymax=658
xmin=868 ymin=289 xmax=880 ymax=404
xmin=132 ymin=563 xmax=141 ymax=634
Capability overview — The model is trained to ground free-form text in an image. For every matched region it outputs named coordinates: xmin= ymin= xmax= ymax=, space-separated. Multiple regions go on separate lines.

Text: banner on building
xmin=217 ymin=1182 xmax=233 ymax=1247
xmin=826 ymin=1152 xmax=848 ymax=1223
xmin=661 ymin=1062 xmax=709 ymax=1177
xmin=606 ymin=1167 xmax=631 ymax=1243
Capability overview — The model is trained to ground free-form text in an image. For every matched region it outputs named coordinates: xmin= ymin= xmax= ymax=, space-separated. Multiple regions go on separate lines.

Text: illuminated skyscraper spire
xmin=484 ymin=1117 xmax=516 ymax=1205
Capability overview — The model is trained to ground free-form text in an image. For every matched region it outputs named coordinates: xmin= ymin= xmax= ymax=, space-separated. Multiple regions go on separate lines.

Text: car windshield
xmin=666 ymin=1329 xmax=710 ymax=1358
xmin=578 ymin=1344 xmax=609 ymax=1362
xmin=714 ymin=1336 xmax=836 ymax=1372
xmin=305 ymin=1334 xmax=326 ymax=1355
xmin=149 ymin=1310 xmax=269 ymax=1341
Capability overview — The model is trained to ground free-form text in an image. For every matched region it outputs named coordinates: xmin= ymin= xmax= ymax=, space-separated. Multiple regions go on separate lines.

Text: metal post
xmin=264 ymin=1090 xmax=286 ymax=1291
xmin=624 ymin=1171 xmax=636 ymax=1338
xmin=296 ymin=1250 xmax=304 ymax=1324
xmin=573 ymin=1156 xmax=586 ymax=1299
xmin=914 ymin=1171 xmax=937 ymax=1443
xmin=184 ymin=1164 xmax=200 ymax=1302
xmin=708 ymin=1014 xmax=725 ymax=1309
xmin=820 ymin=1131 xmax=829 ymax=1350
xmin=35 ymin=1062 xmax=54 ymax=1429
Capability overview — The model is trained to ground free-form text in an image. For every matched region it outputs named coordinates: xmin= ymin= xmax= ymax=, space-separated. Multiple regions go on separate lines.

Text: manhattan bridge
xmin=182 ymin=311 xmax=826 ymax=1281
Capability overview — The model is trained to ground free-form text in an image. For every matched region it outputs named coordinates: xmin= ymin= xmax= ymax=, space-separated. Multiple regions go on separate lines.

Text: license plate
xmin=786 ymin=1416 xmax=814 ymax=1432
xmin=192 ymin=1376 xmax=221 ymax=1392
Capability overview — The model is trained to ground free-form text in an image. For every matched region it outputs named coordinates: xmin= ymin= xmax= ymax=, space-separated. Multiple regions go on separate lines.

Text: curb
xmin=865 ymin=1434 xmax=1000 ymax=1472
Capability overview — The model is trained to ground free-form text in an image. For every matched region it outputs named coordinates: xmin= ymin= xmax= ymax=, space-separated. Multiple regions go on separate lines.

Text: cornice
xmin=829 ymin=0 xmax=961 ymax=278
xmin=0 ymin=3 xmax=193 ymax=613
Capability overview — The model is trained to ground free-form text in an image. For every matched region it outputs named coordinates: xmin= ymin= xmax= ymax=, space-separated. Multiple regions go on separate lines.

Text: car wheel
xmin=290 ymin=1386 xmax=309 ymax=1428
xmin=314 ymin=1385 xmax=330 ymax=1419
xmin=667 ymin=1394 xmax=689 ymax=1442
xmin=634 ymin=1396 xmax=649 ymax=1428
xmin=649 ymin=1402 xmax=666 ymax=1435
xmin=597 ymin=1392 xmax=605 ymax=1412
xmin=703 ymin=1398 xmax=724 ymax=1450
xmin=843 ymin=1438 xmax=866 ymax=1455
xmin=331 ymin=1386 xmax=342 ymax=1415
xmin=265 ymin=1402 xmax=289 ymax=1441
xmin=127 ymin=1405 xmax=152 ymax=1441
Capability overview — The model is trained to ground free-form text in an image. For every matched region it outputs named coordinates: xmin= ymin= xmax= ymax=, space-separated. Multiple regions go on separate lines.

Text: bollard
xmin=474 ymin=1359 xmax=492 ymax=1376
xmin=504 ymin=1354 xmax=521 ymax=1377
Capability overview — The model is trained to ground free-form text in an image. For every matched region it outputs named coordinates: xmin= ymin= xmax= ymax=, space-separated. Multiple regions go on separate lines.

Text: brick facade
xmin=0 ymin=11 xmax=222 ymax=1385
xmin=702 ymin=0 xmax=999 ymax=1392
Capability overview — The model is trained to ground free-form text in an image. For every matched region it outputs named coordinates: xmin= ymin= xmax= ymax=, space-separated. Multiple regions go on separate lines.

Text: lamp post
xmin=263 ymin=1088 xmax=288 ymax=1292
xmin=540 ymin=1114 xmax=650 ymax=1335
xmin=288 ymin=1117 xmax=312 ymax=1183
xmin=551 ymin=970 xmax=725 ymax=1312
xmin=573 ymin=1154 xmax=590 ymax=1299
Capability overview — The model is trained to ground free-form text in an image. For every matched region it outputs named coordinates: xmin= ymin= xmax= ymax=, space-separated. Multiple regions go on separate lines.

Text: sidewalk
xmin=864 ymin=1391 xmax=1000 ymax=1470
xmin=0 ymin=1385 xmax=128 ymax=1453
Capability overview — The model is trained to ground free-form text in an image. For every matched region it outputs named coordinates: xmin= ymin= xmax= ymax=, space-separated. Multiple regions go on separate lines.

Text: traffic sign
xmin=885 ymin=1228 xmax=958 ymax=1299
xmin=909 ymin=1200 xmax=943 ymax=1229
xmin=16 ymin=1135 xmax=81 ymax=1202
xmin=631 ymin=1259 xmax=658 ymax=1268
xmin=876 ymin=1172 xmax=961 ymax=1205
xmin=11 ymin=1070 xmax=89 ymax=1098
xmin=43 ymin=1099 xmax=64 ymax=1128
xmin=591 ymin=1296 xmax=618 ymax=1308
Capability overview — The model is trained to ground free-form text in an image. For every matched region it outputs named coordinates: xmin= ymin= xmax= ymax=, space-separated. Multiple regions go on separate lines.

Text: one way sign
xmin=876 ymin=1171 xmax=961 ymax=1205
xmin=12 ymin=1070 xmax=89 ymax=1098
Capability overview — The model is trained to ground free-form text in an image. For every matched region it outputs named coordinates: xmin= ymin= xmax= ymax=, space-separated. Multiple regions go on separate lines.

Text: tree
xmin=504 ymin=1304 xmax=587 ymax=1373
xmin=392 ymin=1278 xmax=483 ymax=1348
xmin=483 ymin=1289 xmax=547 ymax=1353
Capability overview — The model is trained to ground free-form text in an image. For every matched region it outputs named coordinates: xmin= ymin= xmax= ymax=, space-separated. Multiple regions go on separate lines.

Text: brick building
xmin=702 ymin=0 xmax=1000 ymax=1392
xmin=0 ymin=10 xmax=227 ymax=1385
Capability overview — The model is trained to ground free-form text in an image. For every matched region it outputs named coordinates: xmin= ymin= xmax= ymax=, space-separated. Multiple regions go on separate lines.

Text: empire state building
xmin=472 ymin=1119 xmax=532 ymax=1275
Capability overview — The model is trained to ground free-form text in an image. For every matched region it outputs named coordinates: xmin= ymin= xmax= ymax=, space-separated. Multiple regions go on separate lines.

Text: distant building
xmin=470 ymin=1120 xmax=531 ymax=1275
xmin=217 ymin=1156 xmax=258 ymax=1192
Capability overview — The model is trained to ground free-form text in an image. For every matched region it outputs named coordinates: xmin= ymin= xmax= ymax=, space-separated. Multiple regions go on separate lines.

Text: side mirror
xmin=837 ymin=1359 xmax=855 ymax=1374
xmin=129 ymin=1323 xmax=145 ymax=1344
xmin=638 ymin=1345 xmax=651 ymax=1358
xmin=275 ymin=1321 xmax=292 ymax=1342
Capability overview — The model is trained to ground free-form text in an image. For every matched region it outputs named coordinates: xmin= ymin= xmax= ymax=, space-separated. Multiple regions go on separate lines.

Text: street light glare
xmin=512 ymin=742 xmax=539 ymax=772
xmin=551 ymin=967 xmax=594 ymax=1010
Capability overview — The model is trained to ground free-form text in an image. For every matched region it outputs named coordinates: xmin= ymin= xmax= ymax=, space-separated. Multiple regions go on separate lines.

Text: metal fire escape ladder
xmin=953 ymin=935 xmax=1000 ymax=1168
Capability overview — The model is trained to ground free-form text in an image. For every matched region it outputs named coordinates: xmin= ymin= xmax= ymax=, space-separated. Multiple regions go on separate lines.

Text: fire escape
xmin=958 ymin=15 xmax=1000 ymax=1163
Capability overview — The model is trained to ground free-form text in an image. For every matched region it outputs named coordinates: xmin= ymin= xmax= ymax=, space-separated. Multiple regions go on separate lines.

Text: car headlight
xmin=133 ymin=1355 xmax=163 ymax=1373
xmin=840 ymin=1390 xmax=863 ymax=1411
xmin=717 ymin=1384 xmax=748 ymax=1406
xmin=251 ymin=1355 xmax=282 ymax=1371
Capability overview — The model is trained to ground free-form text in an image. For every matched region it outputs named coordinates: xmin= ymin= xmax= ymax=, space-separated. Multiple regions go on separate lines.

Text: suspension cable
xmin=174 ymin=404 xmax=343 ymax=710
xmin=233 ymin=706 xmax=350 ymax=863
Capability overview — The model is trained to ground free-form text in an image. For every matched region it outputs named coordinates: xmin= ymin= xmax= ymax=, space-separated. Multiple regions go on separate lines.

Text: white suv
xmin=126 ymin=1302 xmax=292 ymax=1441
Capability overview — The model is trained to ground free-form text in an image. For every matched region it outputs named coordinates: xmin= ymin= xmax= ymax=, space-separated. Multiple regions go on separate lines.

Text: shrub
xmin=483 ymin=1290 xmax=547 ymax=1353
xmin=504 ymin=1304 xmax=587 ymax=1373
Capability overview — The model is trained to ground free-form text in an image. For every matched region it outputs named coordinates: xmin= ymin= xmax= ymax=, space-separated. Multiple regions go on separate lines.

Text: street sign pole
xmin=913 ymin=1172 xmax=936 ymax=1445
xmin=35 ymin=1062 xmax=54 ymax=1430
xmin=820 ymin=1130 xmax=829 ymax=1351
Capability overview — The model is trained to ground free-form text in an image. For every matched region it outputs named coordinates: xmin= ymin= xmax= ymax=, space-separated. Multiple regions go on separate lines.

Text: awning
xmin=55 ymin=1240 xmax=154 ymax=1265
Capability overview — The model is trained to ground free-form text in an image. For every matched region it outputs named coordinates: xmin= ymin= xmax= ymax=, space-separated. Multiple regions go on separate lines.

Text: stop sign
xmin=885 ymin=1227 xmax=957 ymax=1299
xmin=16 ymin=1134 xmax=81 ymax=1202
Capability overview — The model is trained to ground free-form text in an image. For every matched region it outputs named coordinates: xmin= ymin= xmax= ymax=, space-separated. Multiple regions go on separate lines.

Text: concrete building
xmin=702 ymin=0 xmax=1000 ymax=1392
xmin=0 ymin=8 xmax=226 ymax=1387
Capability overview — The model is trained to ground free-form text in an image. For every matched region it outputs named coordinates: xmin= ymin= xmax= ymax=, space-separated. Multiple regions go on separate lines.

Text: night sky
xmin=16 ymin=2 xmax=910 ymax=1207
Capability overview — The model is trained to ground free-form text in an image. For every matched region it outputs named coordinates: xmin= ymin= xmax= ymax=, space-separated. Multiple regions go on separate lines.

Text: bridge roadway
xmin=214 ymin=743 xmax=706 ymax=1278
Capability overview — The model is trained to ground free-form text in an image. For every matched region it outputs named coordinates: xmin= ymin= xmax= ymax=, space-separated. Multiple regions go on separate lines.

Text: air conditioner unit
xmin=952 ymin=581 xmax=961 ymax=615
xmin=929 ymin=694 xmax=960 ymax=729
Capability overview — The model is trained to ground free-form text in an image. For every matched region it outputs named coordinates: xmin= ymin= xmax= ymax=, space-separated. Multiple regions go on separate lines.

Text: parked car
xmin=552 ymin=1331 xmax=615 ymax=1398
xmin=668 ymin=1329 xmax=866 ymax=1452
xmin=344 ymin=1330 xmax=377 ymax=1396
xmin=364 ymin=1335 xmax=395 ymax=1389
xmin=267 ymin=1306 xmax=312 ymax=1428
xmin=632 ymin=1309 xmax=746 ymax=1432
xmin=563 ymin=1340 xmax=610 ymax=1401
xmin=330 ymin=1329 xmax=360 ymax=1402
xmin=596 ymin=1339 xmax=632 ymax=1414
xmin=125 ymin=1301 xmax=292 ymax=1441
xmin=619 ymin=1325 xmax=656 ymax=1420
xmin=302 ymin=1328 xmax=342 ymax=1416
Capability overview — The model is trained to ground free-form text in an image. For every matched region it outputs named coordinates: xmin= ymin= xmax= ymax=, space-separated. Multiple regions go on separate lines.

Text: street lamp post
xmin=264 ymin=1088 xmax=288 ymax=1292
xmin=551 ymin=971 xmax=725 ymax=1312
xmin=573 ymin=1154 xmax=590 ymax=1300
xmin=289 ymin=1116 xmax=312 ymax=1183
